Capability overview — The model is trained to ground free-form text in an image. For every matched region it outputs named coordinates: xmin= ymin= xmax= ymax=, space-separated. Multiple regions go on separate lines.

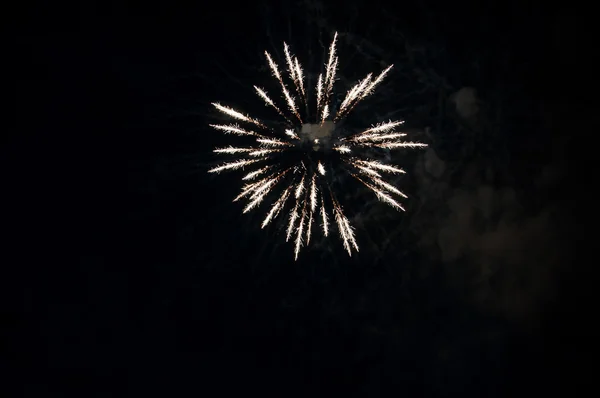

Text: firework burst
xmin=209 ymin=32 xmax=427 ymax=259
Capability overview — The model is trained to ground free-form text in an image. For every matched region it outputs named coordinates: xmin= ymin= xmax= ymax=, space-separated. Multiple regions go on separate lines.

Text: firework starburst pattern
xmin=209 ymin=32 xmax=427 ymax=259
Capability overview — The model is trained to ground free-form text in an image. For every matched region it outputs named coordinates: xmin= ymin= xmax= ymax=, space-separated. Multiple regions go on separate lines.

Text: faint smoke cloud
xmin=414 ymin=148 xmax=564 ymax=327
xmin=450 ymin=87 xmax=479 ymax=121
xmin=435 ymin=183 xmax=561 ymax=326
xmin=423 ymin=147 xmax=445 ymax=179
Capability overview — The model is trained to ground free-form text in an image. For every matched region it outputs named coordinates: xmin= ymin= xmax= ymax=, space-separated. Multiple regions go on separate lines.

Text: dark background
xmin=8 ymin=0 xmax=594 ymax=396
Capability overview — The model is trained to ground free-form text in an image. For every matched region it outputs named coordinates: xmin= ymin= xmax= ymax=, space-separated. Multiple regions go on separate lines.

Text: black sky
xmin=8 ymin=0 xmax=594 ymax=396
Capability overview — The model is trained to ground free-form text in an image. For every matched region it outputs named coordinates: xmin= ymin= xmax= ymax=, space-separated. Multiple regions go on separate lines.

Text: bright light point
xmin=285 ymin=129 xmax=299 ymax=140
xmin=317 ymin=162 xmax=326 ymax=175
xmin=334 ymin=145 xmax=351 ymax=153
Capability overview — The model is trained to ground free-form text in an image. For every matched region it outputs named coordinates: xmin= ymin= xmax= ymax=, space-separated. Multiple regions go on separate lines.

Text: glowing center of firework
xmin=300 ymin=121 xmax=335 ymax=151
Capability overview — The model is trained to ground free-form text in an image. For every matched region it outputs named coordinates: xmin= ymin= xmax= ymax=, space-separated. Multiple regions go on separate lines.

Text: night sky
xmin=8 ymin=0 xmax=593 ymax=396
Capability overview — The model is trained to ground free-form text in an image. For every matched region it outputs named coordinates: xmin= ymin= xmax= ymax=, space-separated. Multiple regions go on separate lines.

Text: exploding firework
xmin=209 ymin=32 xmax=427 ymax=259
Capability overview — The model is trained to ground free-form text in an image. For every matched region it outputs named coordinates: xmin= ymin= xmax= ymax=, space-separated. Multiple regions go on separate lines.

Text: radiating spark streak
xmin=249 ymin=149 xmax=280 ymax=157
xmin=324 ymin=32 xmax=338 ymax=99
xmin=286 ymin=198 xmax=300 ymax=241
xmin=374 ymin=141 xmax=429 ymax=149
xmin=335 ymin=66 xmax=393 ymax=121
xmin=356 ymin=160 xmax=406 ymax=174
xmin=310 ymin=173 xmax=317 ymax=211
xmin=235 ymin=169 xmax=284 ymax=202
xmin=341 ymin=86 xmax=361 ymax=109
xmin=285 ymin=129 xmax=299 ymax=140
xmin=242 ymin=166 xmax=271 ymax=180
xmin=320 ymin=194 xmax=329 ymax=237
xmin=284 ymin=43 xmax=304 ymax=102
xmin=328 ymin=57 xmax=339 ymax=95
xmin=283 ymin=43 xmax=297 ymax=82
xmin=244 ymin=169 xmax=290 ymax=213
xmin=274 ymin=188 xmax=290 ymax=218
xmin=316 ymin=73 xmax=323 ymax=114
xmin=338 ymin=80 xmax=362 ymax=112
xmin=244 ymin=185 xmax=275 ymax=213
xmin=352 ymin=174 xmax=405 ymax=211
xmin=264 ymin=51 xmax=283 ymax=81
xmin=233 ymin=179 xmax=265 ymax=202
xmin=294 ymin=192 xmax=307 ymax=260
xmin=354 ymin=164 xmax=382 ymax=177
xmin=340 ymin=74 xmax=372 ymax=112
xmin=248 ymin=175 xmax=279 ymax=200
xmin=295 ymin=172 xmax=306 ymax=198
xmin=256 ymin=138 xmax=290 ymax=147
xmin=265 ymin=51 xmax=302 ymax=123
xmin=212 ymin=103 xmax=265 ymax=127
xmin=352 ymin=72 xmax=371 ymax=91
xmin=208 ymin=159 xmax=260 ymax=174
xmin=335 ymin=73 xmax=372 ymax=120
xmin=327 ymin=185 xmax=357 ymax=255
xmin=254 ymin=86 xmax=293 ymax=124
xmin=361 ymin=65 xmax=393 ymax=99
xmin=294 ymin=57 xmax=306 ymax=100
xmin=317 ymin=161 xmax=326 ymax=175
xmin=306 ymin=208 xmax=314 ymax=245
xmin=333 ymin=202 xmax=354 ymax=255
xmin=262 ymin=186 xmax=291 ymax=228
xmin=213 ymin=146 xmax=254 ymax=154
xmin=371 ymin=176 xmax=408 ymax=198
xmin=209 ymin=124 xmax=260 ymax=137
xmin=320 ymin=104 xmax=329 ymax=124
xmin=362 ymin=120 xmax=405 ymax=134
xmin=342 ymin=214 xmax=359 ymax=251
xmin=351 ymin=132 xmax=407 ymax=142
